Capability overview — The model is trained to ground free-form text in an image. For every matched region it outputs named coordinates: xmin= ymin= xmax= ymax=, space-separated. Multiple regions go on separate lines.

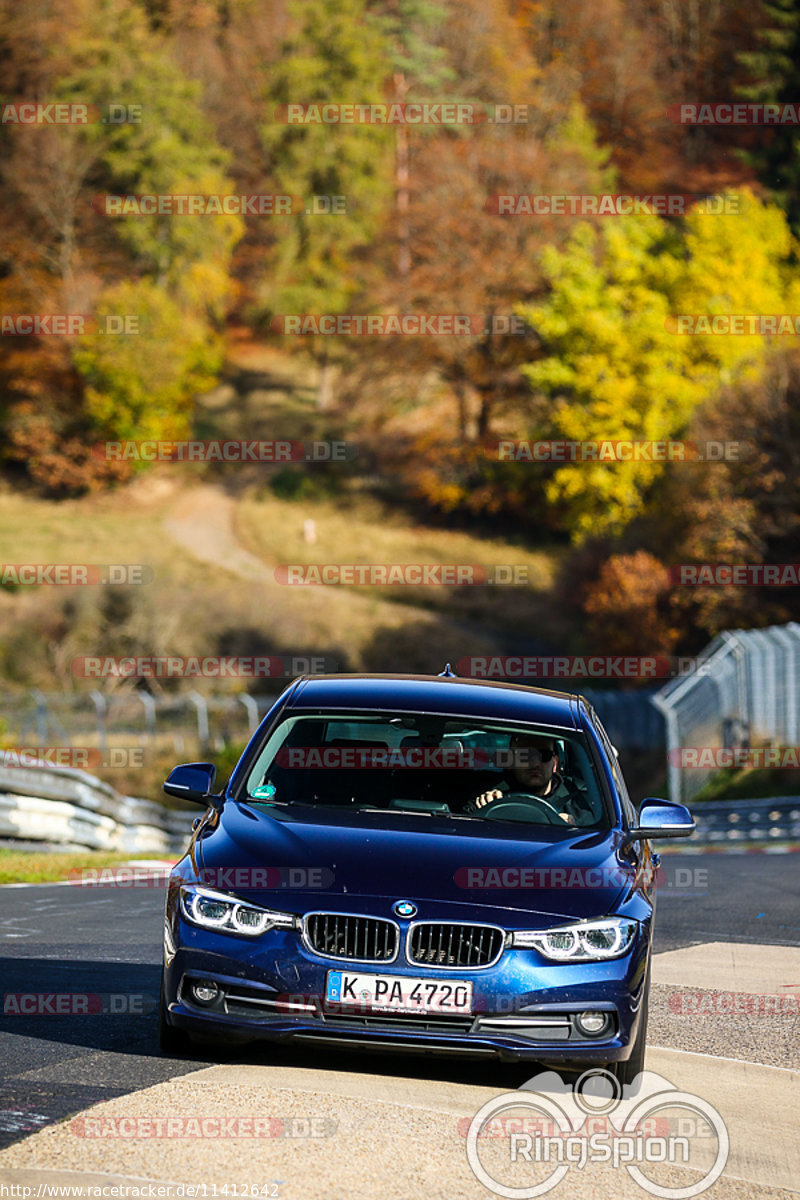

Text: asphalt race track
xmin=0 ymin=850 xmax=798 ymax=1198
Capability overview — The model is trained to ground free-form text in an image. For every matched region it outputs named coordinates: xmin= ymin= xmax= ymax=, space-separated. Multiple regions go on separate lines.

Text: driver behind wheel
xmin=468 ymin=733 xmax=592 ymax=825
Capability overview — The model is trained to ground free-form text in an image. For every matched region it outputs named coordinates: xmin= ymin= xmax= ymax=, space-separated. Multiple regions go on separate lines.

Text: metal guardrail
xmin=687 ymin=796 xmax=800 ymax=846
xmin=2 ymin=754 xmax=797 ymax=854
xmin=0 ymin=759 xmax=194 ymax=854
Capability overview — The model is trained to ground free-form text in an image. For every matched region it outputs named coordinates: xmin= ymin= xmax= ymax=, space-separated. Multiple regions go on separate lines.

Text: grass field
xmin=0 ymin=346 xmax=576 ymax=809
xmin=691 ymin=765 xmax=800 ymax=803
xmin=0 ymin=848 xmax=155 ymax=885
xmin=0 ymin=458 xmax=565 ymax=691
xmin=235 ymin=488 xmax=562 ymax=637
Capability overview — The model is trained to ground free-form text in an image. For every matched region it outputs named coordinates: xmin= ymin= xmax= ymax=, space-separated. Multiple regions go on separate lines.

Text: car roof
xmin=285 ymin=674 xmax=584 ymax=731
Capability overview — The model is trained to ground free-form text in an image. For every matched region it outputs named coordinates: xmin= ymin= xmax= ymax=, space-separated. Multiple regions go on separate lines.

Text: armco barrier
xmin=688 ymin=795 xmax=800 ymax=846
xmin=0 ymin=760 xmax=194 ymax=853
xmin=3 ymin=756 xmax=795 ymax=855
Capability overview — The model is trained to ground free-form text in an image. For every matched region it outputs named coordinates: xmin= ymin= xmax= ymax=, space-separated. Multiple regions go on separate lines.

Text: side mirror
xmin=163 ymin=762 xmax=221 ymax=807
xmin=626 ymin=797 xmax=695 ymax=839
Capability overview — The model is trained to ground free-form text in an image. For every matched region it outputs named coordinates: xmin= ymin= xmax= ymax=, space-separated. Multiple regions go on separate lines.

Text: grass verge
xmin=691 ymin=766 xmax=800 ymax=803
xmin=0 ymin=848 xmax=156 ymax=885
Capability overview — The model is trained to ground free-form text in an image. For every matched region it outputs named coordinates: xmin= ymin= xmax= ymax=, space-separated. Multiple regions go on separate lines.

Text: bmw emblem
xmin=393 ymin=900 xmax=417 ymax=918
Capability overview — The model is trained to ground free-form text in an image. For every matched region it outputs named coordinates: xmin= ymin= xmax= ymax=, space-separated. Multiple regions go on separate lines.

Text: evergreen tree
xmin=737 ymin=0 xmax=800 ymax=227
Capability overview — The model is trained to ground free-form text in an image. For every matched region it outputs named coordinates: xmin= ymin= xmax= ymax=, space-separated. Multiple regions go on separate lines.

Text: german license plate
xmin=326 ymin=970 xmax=473 ymax=1015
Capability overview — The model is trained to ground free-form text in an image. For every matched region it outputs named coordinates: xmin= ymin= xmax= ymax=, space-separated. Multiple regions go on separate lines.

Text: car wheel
xmin=158 ymin=968 xmax=188 ymax=1056
xmin=613 ymin=959 xmax=650 ymax=1086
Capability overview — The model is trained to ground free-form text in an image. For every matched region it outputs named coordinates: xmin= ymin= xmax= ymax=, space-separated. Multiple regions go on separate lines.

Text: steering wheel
xmin=480 ymin=792 xmax=570 ymax=826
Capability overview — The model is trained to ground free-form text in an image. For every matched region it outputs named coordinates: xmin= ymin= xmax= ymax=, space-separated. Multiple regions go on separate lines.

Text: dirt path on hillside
xmin=164 ymin=484 xmax=272 ymax=581
xmin=161 ymin=484 xmax=550 ymax=671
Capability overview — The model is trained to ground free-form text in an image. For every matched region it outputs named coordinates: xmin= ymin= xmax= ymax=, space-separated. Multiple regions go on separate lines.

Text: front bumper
xmin=163 ymin=917 xmax=649 ymax=1064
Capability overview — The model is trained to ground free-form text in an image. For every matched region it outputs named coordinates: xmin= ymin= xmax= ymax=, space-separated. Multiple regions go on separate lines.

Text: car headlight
xmin=180 ymin=885 xmax=296 ymax=938
xmin=511 ymin=917 xmax=637 ymax=960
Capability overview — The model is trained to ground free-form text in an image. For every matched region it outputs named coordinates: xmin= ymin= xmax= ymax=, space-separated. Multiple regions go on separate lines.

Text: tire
xmin=613 ymin=959 xmax=650 ymax=1086
xmin=158 ymin=968 xmax=189 ymax=1056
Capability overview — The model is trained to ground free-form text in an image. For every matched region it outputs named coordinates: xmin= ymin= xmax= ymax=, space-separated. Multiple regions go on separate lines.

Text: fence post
xmin=188 ymin=690 xmax=210 ymax=753
xmin=238 ymin=693 xmax=259 ymax=735
xmin=25 ymin=689 xmax=70 ymax=745
xmin=137 ymin=691 xmax=156 ymax=746
xmin=89 ymin=689 xmax=108 ymax=753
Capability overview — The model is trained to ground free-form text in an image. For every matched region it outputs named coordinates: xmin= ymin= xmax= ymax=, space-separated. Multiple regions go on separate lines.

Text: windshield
xmin=242 ymin=712 xmax=609 ymax=829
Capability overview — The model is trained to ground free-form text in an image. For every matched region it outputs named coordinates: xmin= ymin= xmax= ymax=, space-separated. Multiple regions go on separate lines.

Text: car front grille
xmin=305 ymin=912 xmax=398 ymax=962
xmin=408 ymin=922 xmax=505 ymax=968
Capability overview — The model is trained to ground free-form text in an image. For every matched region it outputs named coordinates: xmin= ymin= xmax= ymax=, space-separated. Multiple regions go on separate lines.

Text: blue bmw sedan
xmin=159 ymin=673 xmax=694 ymax=1080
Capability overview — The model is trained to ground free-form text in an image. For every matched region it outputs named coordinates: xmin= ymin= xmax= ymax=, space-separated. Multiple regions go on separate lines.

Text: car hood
xmin=191 ymin=801 xmax=635 ymax=926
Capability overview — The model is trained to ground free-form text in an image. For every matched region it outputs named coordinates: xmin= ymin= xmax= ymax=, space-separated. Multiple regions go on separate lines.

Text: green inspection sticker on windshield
xmin=251 ymin=783 xmax=277 ymax=800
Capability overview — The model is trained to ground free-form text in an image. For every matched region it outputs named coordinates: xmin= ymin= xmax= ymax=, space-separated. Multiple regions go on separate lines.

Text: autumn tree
xmin=516 ymin=189 xmax=800 ymax=540
xmin=0 ymin=0 xmax=243 ymax=477
xmin=335 ymin=0 xmax=612 ymax=520
xmin=257 ymin=0 xmax=396 ymax=406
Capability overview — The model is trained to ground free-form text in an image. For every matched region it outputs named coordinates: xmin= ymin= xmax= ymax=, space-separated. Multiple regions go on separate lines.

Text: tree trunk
xmin=394 ymin=71 xmax=411 ymax=298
